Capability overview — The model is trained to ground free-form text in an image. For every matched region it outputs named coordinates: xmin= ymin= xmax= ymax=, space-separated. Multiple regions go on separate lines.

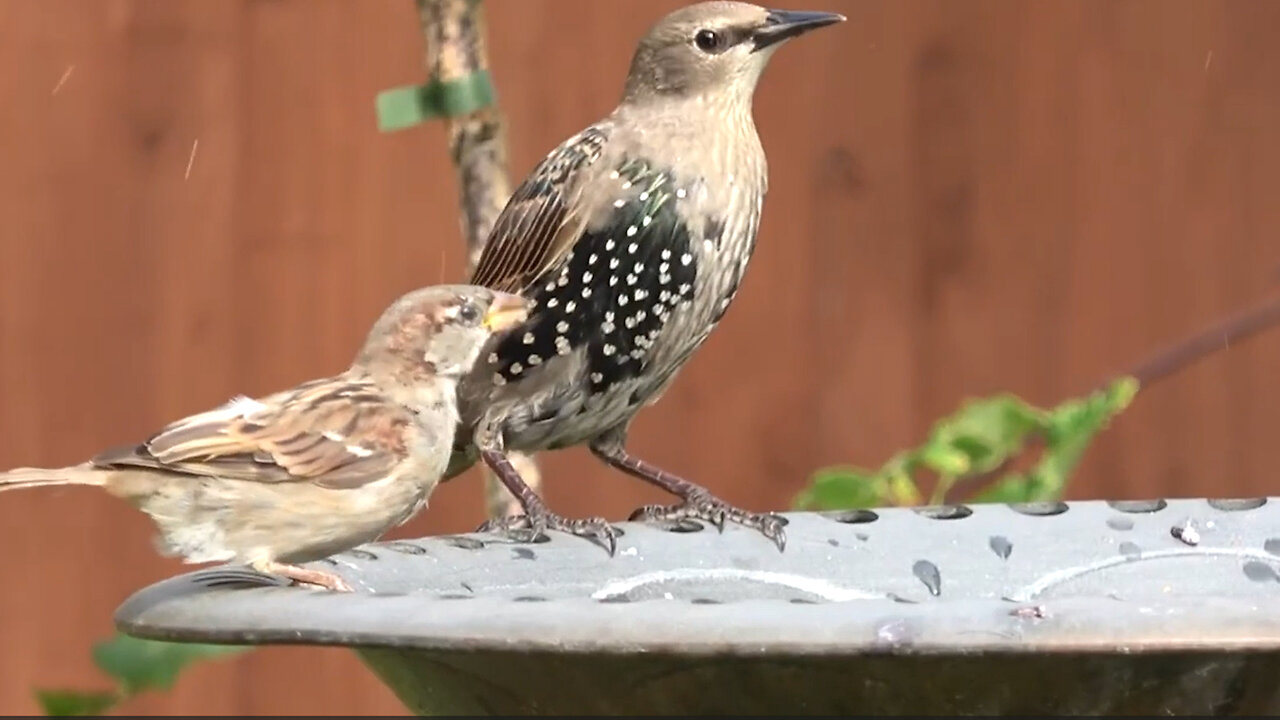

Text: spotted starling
xmin=448 ymin=1 xmax=845 ymax=553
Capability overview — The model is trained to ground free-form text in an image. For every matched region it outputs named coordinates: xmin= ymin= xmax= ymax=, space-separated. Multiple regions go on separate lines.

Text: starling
xmin=450 ymin=1 xmax=845 ymax=553
xmin=0 ymin=285 xmax=529 ymax=591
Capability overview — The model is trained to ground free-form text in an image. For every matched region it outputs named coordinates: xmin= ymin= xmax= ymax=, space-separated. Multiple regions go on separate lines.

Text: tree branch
xmin=415 ymin=0 xmax=542 ymax=521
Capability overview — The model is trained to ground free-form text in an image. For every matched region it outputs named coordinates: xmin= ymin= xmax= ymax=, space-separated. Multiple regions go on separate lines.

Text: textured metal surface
xmin=115 ymin=497 xmax=1280 ymax=714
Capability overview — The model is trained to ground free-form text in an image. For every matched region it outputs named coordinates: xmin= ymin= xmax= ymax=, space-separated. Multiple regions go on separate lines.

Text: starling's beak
xmin=752 ymin=9 xmax=846 ymax=52
xmin=482 ymin=292 xmax=531 ymax=332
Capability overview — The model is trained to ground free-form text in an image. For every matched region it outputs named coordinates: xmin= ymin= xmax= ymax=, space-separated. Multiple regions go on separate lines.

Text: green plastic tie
xmin=376 ymin=70 xmax=496 ymax=132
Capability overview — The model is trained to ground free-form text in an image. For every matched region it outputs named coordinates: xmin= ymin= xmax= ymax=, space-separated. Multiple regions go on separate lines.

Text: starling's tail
xmin=0 ymin=464 xmax=103 ymax=493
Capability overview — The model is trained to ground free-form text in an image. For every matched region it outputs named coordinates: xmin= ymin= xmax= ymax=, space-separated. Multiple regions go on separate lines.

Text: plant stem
xmin=415 ymin=0 xmax=542 ymax=520
xmin=943 ymin=291 xmax=1280 ymax=504
xmin=1126 ymin=292 xmax=1280 ymax=389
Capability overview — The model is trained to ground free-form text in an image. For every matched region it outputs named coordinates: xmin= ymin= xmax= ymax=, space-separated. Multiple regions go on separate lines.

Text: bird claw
xmin=476 ymin=511 xmax=621 ymax=556
xmin=629 ymin=491 xmax=788 ymax=551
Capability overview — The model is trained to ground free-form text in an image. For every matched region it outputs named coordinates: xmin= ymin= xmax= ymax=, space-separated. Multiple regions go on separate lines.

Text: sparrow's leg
xmin=473 ymin=417 xmax=620 ymax=555
xmin=589 ymin=425 xmax=787 ymax=551
xmin=249 ymin=558 xmax=354 ymax=592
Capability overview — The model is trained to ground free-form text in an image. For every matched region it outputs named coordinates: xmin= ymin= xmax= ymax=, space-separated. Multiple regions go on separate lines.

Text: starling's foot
xmin=477 ymin=511 xmax=621 ymax=556
xmin=629 ymin=489 xmax=788 ymax=551
xmin=251 ymin=560 xmax=354 ymax=592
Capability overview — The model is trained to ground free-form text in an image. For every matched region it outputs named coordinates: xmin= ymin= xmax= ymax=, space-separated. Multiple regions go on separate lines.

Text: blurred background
xmin=2 ymin=0 xmax=1278 ymax=714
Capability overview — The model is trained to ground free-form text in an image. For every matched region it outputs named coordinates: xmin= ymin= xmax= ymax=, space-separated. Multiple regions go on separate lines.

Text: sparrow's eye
xmin=456 ymin=303 xmax=482 ymax=324
xmin=694 ymin=29 xmax=729 ymax=54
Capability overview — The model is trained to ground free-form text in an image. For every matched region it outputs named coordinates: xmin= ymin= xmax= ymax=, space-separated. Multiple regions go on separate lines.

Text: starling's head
xmin=357 ymin=284 xmax=531 ymax=381
xmin=622 ymin=2 xmax=844 ymax=104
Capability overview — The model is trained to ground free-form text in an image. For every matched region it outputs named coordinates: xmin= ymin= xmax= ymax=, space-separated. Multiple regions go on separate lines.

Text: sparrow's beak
xmin=752 ymin=9 xmax=846 ymax=52
xmin=482 ymin=292 xmax=530 ymax=332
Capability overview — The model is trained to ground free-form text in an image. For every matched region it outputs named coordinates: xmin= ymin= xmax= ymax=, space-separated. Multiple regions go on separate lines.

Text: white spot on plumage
xmin=493 ymin=374 xmax=507 ymax=386
xmin=545 ymin=282 xmax=556 ymax=292
xmin=628 ymin=243 xmax=638 ymax=253
xmin=557 ymin=276 xmax=568 ymax=287
xmin=659 ymin=262 xmax=669 ymax=274
xmin=635 ymin=289 xmax=648 ymax=300
xmin=547 ymin=298 xmax=559 ymax=308
xmin=583 ymin=287 xmax=593 ymax=298
xmin=630 ymin=348 xmax=644 ymax=359
xmin=606 ymin=238 xmax=616 ymax=251
xmin=661 ymin=249 xmax=671 ymax=260
xmin=626 ymin=274 xmax=637 ymax=285
xmin=488 ymin=352 xmax=499 ymax=364
xmin=555 ymin=336 xmax=571 ymax=355
xmin=609 ymin=275 xmax=618 ymax=286
xmin=659 ymin=273 xmax=671 ymax=284
xmin=603 ymin=344 xmax=616 ymax=356
xmin=556 ymin=320 xmax=569 ymax=333
xmin=609 ymin=170 xmax=620 ymax=179
xmin=528 ymin=354 xmax=543 ymax=365
xmin=639 ymin=191 xmax=650 ymax=201
xmin=603 ymin=321 xmax=615 ymax=332
xmin=588 ymin=253 xmax=598 ymax=264
xmin=510 ymin=362 xmax=523 ymax=375
xmin=614 ymin=198 xmax=626 ymax=208
xmin=633 ymin=262 xmax=643 ymax=273
xmin=624 ymin=316 xmax=636 ymax=329
xmin=678 ymin=283 xmax=692 ymax=294
xmin=591 ymin=372 xmax=603 ymax=383
xmin=676 ymin=188 xmax=687 ymax=199
xmin=621 ymin=180 xmax=632 ymax=190
xmin=659 ymin=290 xmax=670 ymax=302
xmin=609 ymin=257 xmax=620 ymax=269
xmin=566 ymin=300 xmax=577 ymax=313
xmin=681 ymin=253 xmax=692 ymax=266
xmin=626 ymin=225 xmax=638 ymax=237
xmin=619 ymin=295 xmax=630 ymax=306
xmin=636 ymin=310 xmax=647 ymax=322
xmin=523 ymin=332 xmax=535 ymax=344
xmin=642 ymin=215 xmax=652 ymax=227
xmin=583 ymin=271 xmax=593 ymax=283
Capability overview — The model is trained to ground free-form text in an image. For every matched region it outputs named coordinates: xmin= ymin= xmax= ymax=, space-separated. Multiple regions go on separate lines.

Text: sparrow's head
xmin=357 ymin=284 xmax=531 ymax=381
xmin=621 ymin=1 xmax=844 ymax=105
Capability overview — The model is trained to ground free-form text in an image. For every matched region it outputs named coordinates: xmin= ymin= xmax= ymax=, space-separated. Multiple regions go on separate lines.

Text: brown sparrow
xmin=0 ymin=284 xmax=530 ymax=592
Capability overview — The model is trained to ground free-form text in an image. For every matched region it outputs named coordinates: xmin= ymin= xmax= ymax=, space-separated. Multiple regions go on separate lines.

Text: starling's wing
xmin=470 ymin=124 xmax=612 ymax=293
xmin=91 ymin=377 xmax=413 ymax=490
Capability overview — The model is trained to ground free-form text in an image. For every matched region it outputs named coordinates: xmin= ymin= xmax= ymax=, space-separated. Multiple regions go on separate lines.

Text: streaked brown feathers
xmin=91 ymin=376 xmax=413 ymax=491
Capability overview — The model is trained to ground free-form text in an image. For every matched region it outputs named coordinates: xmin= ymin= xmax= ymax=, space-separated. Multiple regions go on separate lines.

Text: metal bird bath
xmin=115 ymin=497 xmax=1280 ymax=715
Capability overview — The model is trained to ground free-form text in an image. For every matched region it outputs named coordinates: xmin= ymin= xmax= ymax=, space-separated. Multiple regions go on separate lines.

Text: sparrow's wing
xmin=92 ymin=377 xmax=413 ymax=490
xmin=469 ymin=124 xmax=612 ymax=293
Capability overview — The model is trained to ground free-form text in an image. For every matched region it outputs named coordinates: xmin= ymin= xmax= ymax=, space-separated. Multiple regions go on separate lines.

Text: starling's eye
xmin=694 ymin=29 xmax=729 ymax=54
xmin=456 ymin=303 xmax=482 ymax=324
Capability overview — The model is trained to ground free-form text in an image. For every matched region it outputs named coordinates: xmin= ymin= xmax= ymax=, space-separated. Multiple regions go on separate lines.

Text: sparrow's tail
xmin=0 ymin=464 xmax=103 ymax=493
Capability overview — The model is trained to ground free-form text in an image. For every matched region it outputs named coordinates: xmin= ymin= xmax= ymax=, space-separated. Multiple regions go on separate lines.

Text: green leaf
xmin=971 ymin=377 xmax=1140 ymax=503
xmin=926 ymin=394 xmax=1045 ymax=474
xmin=793 ymin=466 xmax=887 ymax=510
xmin=91 ymin=633 xmax=251 ymax=696
xmin=35 ymin=690 xmax=119 ymax=717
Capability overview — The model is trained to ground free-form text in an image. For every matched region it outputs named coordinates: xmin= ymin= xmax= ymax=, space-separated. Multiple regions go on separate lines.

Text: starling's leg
xmin=472 ymin=418 xmax=620 ymax=555
xmin=589 ymin=426 xmax=787 ymax=551
xmin=249 ymin=559 xmax=354 ymax=592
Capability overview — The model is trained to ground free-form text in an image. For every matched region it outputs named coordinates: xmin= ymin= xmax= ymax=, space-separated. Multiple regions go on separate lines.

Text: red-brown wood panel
xmin=0 ymin=0 xmax=1276 ymax=714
